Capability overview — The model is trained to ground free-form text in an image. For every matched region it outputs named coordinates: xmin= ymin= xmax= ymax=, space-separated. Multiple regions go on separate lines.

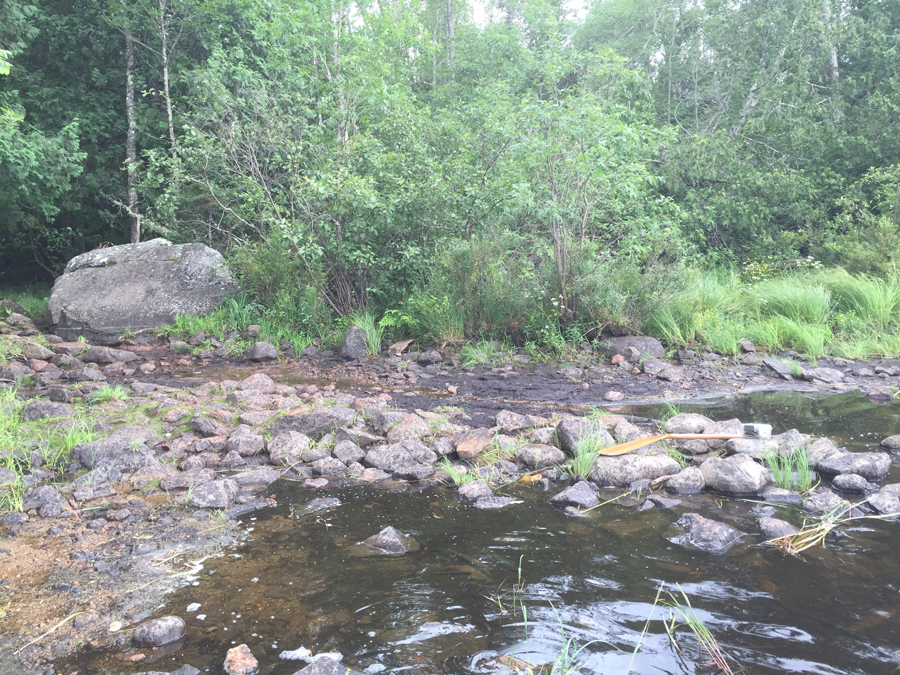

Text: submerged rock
xmin=759 ymin=517 xmax=798 ymax=540
xmin=802 ymin=489 xmax=852 ymax=517
xmin=674 ymin=513 xmax=744 ymax=554
xmin=293 ymin=658 xmax=364 ymax=675
xmin=362 ymin=526 xmax=420 ymax=555
xmin=473 ymin=496 xmax=522 ymax=509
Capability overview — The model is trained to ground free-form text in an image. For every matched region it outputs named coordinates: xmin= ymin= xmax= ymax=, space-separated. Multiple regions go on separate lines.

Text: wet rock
xmin=231 ymin=467 xmax=278 ymax=491
xmin=417 ymin=349 xmax=442 ymax=365
xmin=761 ymin=486 xmax=802 ymax=504
xmin=300 ymin=497 xmax=342 ymax=515
xmin=803 ymin=366 xmax=844 ymax=384
xmin=663 ymin=413 xmax=713 ymax=435
xmin=363 ymin=526 xmax=420 ymax=555
xmin=272 ymin=408 xmax=356 ymax=439
xmin=816 ymin=452 xmax=892 ymax=481
xmin=248 ymin=342 xmax=278 ymax=361
xmin=832 ymin=474 xmax=875 ymax=494
xmin=555 ymin=417 xmax=614 ymax=455
xmin=312 ymin=457 xmax=346 ymax=476
xmin=867 ymin=488 xmax=900 ymax=515
xmin=22 ymin=485 xmax=66 ymax=517
xmin=700 ymin=454 xmax=771 ymax=496
xmin=516 ymin=444 xmax=566 ymax=470
xmin=590 ymin=455 xmax=681 ymax=488
xmin=358 ymin=468 xmax=391 ymax=482
xmin=190 ymin=416 xmax=229 ymax=438
xmin=665 ymin=467 xmax=705 ymax=495
xmin=879 ymin=435 xmax=900 ymax=451
xmin=458 ymin=480 xmax=493 ymax=501
xmin=334 ymin=440 xmax=365 ymax=464
xmin=675 ymin=513 xmax=744 ymax=554
xmin=161 ymin=468 xmax=216 ymax=491
xmin=867 ymin=387 xmax=894 ymax=403
xmin=81 ymin=346 xmax=139 ymax=364
xmin=455 ymin=428 xmax=494 ymax=460
xmin=293 ymin=658 xmax=364 ymax=675
xmin=764 ymin=358 xmax=794 ymax=380
xmin=225 ymin=426 xmax=266 ymax=457
xmin=133 ymin=616 xmax=186 ymax=647
xmin=224 ymin=644 xmax=259 ymax=675
xmin=806 ymin=437 xmax=841 ymax=467
xmin=474 ymin=496 xmax=522 ymax=509
xmin=595 ymin=336 xmax=664 ymax=359
xmin=268 ymin=431 xmax=312 ymax=465
xmin=647 ymin=494 xmax=681 ymax=509
xmin=22 ymin=400 xmax=74 ymax=421
xmin=341 ymin=326 xmax=368 ymax=360
xmin=640 ymin=359 xmax=668 ymax=376
xmin=550 ymin=481 xmax=599 ymax=509
xmin=759 ymin=517 xmax=798 ymax=540
xmin=238 ymin=373 xmax=276 ymax=394
xmin=802 ymin=489 xmax=851 ymax=517
xmin=189 ymin=479 xmax=240 ymax=508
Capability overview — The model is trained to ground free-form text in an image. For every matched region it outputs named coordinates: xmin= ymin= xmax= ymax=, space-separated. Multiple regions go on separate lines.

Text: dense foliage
xmin=2 ymin=0 xmax=900 ymax=351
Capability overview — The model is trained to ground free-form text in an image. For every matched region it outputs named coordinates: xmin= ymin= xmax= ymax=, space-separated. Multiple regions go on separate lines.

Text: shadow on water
xmin=66 ymin=391 xmax=900 ymax=675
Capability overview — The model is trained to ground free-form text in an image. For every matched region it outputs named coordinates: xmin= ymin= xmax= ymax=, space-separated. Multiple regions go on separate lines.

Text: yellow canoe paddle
xmin=598 ymin=433 xmax=744 ymax=456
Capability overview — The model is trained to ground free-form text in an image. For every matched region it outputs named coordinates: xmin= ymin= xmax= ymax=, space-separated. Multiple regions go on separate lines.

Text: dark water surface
xmin=71 ymin=391 xmax=900 ymax=674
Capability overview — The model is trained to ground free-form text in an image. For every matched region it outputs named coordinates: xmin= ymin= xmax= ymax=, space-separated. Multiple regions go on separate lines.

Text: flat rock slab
xmin=473 ymin=496 xmax=523 ymax=509
xmin=590 ymin=455 xmax=681 ymax=488
xmin=674 ymin=513 xmax=744 ymax=554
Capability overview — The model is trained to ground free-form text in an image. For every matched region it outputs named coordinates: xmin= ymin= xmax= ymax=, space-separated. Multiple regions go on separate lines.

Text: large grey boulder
xmin=700 ymin=454 xmax=771 ymax=496
xmin=341 ymin=326 xmax=368 ymax=360
xmin=555 ymin=417 xmax=614 ymax=455
xmin=817 ymin=452 xmax=892 ymax=481
xmin=674 ymin=513 xmax=744 ymax=554
xmin=46 ymin=239 xmax=238 ymax=343
xmin=590 ymin=455 xmax=681 ymax=487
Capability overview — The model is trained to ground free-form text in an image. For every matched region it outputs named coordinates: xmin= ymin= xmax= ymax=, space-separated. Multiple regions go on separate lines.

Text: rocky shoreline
xmin=2 ymin=307 xmax=900 ymax=674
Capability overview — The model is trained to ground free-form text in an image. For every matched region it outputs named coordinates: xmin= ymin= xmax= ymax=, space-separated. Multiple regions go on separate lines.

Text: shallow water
xmin=69 ymin=391 xmax=900 ymax=675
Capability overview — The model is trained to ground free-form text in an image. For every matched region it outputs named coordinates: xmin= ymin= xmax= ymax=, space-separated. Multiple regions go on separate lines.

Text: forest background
xmin=2 ymin=0 xmax=900 ymax=359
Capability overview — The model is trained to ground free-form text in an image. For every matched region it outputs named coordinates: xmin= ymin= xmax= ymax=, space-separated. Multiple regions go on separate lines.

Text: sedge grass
xmin=436 ymin=457 xmax=477 ymax=486
xmin=763 ymin=446 xmax=816 ymax=492
xmin=664 ymin=585 xmax=736 ymax=675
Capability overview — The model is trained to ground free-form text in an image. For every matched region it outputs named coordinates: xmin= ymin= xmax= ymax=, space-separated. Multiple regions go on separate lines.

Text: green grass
xmin=563 ymin=430 xmax=607 ymax=478
xmin=764 ymin=446 xmax=816 ymax=492
xmin=460 ymin=339 xmax=510 ymax=366
xmin=437 ymin=457 xmax=477 ymax=486
xmin=89 ymin=384 xmax=129 ymax=404
xmin=664 ymin=586 xmax=736 ymax=675
xmin=351 ymin=310 xmax=384 ymax=356
xmin=0 ymin=284 xmax=51 ymax=322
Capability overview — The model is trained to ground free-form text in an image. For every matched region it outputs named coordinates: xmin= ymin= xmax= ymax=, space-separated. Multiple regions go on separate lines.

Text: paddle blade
xmin=598 ymin=433 xmax=671 ymax=456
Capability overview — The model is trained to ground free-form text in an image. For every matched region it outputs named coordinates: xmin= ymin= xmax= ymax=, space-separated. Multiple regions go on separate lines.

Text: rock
xmin=700 ymin=454 xmax=771 ymax=496
xmin=602 ymin=390 xmax=625 ymax=402
xmin=232 ymin=468 xmax=278 ymax=491
xmin=555 ymin=417 xmax=614 ymax=455
xmin=431 ymin=438 xmax=455 ymax=456
xmin=238 ymin=373 xmax=276 ymax=394
xmin=760 ymin=486 xmax=802 ymax=504
xmin=365 ymin=439 xmax=436 ymax=473
xmin=189 ymin=479 xmax=240 ymax=508
xmin=665 ymin=467 xmax=704 ymax=495
xmin=80 ymin=346 xmax=139 ymax=364
xmin=363 ymin=526 xmax=420 ymax=555
xmin=663 ymin=413 xmax=713 ymax=435
xmin=5 ymin=312 xmax=32 ymax=326
xmin=22 ymin=400 xmax=74 ymax=421
xmin=495 ymin=410 xmax=546 ymax=434
xmin=334 ymin=440 xmax=365 ymax=464
xmin=385 ymin=414 xmax=431 ymax=443
xmin=225 ymin=426 xmax=266 ymax=457
xmin=803 ymin=489 xmax=851 ymax=517
xmin=417 ymin=349 xmax=442 ymax=365
xmin=20 ymin=341 xmax=54 ymax=360
xmin=455 ymin=428 xmax=494 ymax=460
xmin=46 ymin=239 xmax=239 ymax=343
xmin=0 ymin=298 xmax=26 ymax=316
xmin=341 ymin=326 xmax=368 ymax=360
xmin=301 ymin=446 xmax=331 ymax=463
xmin=759 ymin=517 xmax=797 ymax=540
xmin=64 ymin=366 xmax=106 ymax=382
xmin=867 ymin=489 xmax=900 ymax=515
xmin=271 ymin=408 xmax=356 ymax=439
xmin=763 ymin=358 xmax=794 ymax=380
xmin=474 ymin=496 xmax=522 ymax=509
xmin=550 ymin=481 xmax=599 ymax=509
xmin=312 ymin=457 xmax=346 ymax=476
xmin=867 ymin=387 xmax=894 ymax=403
xmin=640 ymin=359 xmax=668 ymax=376
xmin=620 ymin=346 xmax=641 ymax=363
xmin=394 ymin=464 xmax=435 ymax=481
xmin=516 ymin=444 xmax=566 ymax=469
xmin=133 ymin=616 xmax=186 ymax=647
xmin=774 ymin=429 xmax=805 ymax=454
xmin=0 ymin=468 xmax=17 ymax=486
xmin=674 ymin=513 xmax=744 ymax=554
xmin=658 ymin=367 xmax=684 ymax=382
xmin=247 ymin=342 xmax=278 ymax=361
xmin=22 ymin=485 xmax=66 ymax=517
xmin=268 ymin=431 xmax=312 ymax=465
xmin=189 ymin=416 xmax=229 ymax=438
xmin=832 ymin=474 xmax=874 ymax=494
xmin=336 ymin=427 xmax=383 ymax=449
xmin=725 ymin=438 xmax=780 ymax=459
xmin=879 ymin=435 xmax=900 ymax=451
xmin=161 ymin=468 xmax=216 ymax=491
xmin=739 ymin=339 xmax=755 ymax=353
xmin=702 ymin=419 xmax=744 ymax=450
xmin=804 ymin=366 xmax=844 ymax=384
xmin=806 ymin=437 xmax=842 ymax=467
xmin=292 ymin=659 xmax=364 ymax=675
xmin=73 ymin=429 xmax=158 ymax=471
xmin=458 ymin=481 xmax=493 ymax=501
xmin=590 ymin=455 xmax=681 ymax=487
xmin=595 ymin=336 xmax=664 ymax=359
xmin=816 ymin=452 xmax=892 ymax=481
xmin=224 ymin=644 xmax=259 ymax=675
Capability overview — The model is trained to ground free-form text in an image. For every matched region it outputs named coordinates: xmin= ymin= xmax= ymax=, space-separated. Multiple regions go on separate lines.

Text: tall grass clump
xmin=351 ymin=311 xmax=384 ymax=355
xmin=764 ymin=446 xmax=816 ymax=492
xmin=751 ymin=276 xmax=832 ymax=324
xmin=664 ymin=586 xmax=736 ymax=675
xmin=564 ymin=430 xmax=607 ymax=478
xmin=819 ymin=269 xmax=900 ymax=330
xmin=436 ymin=457 xmax=476 ymax=486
